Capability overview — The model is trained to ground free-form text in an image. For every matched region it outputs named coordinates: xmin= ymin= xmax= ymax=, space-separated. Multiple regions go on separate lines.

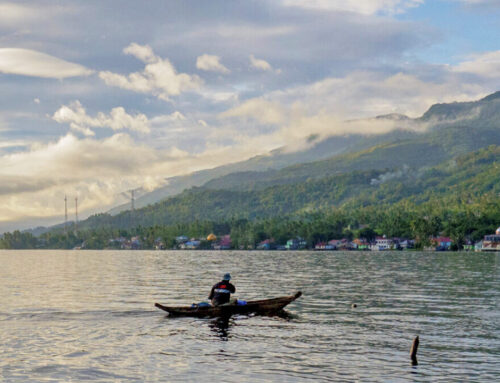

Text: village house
xmin=474 ymin=240 xmax=484 ymax=252
xmin=463 ymin=239 xmax=475 ymax=251
xmin=314 ymin=241 xmax=326 ymax=250
xmin=257 ymin=238 xmax=275 ymax=250
xmin=154 ymin=237 xmax=165 ymax=250
xmin=180 ymin=239 xmax=201 ymax=250
xmin=286 ymin=237 xmax=307 ymax=250
xmin=370 ymin=236 xmax=393 ymax=251
xmin=430 ymin=236 xmax=452 ymax=251
xmin=130 ymin=236 xmax=141 ymax=250
xmin=214 ymin=235 xmax=232 ymax=250
xmin=352 ymin=238 xmax=370 ymax=250
xmin=328 ymin=239 xmax=352 ymax=250
xmin=175 ymin=235 xmax=188 ymax=244
xmin=314 ymin=241 xmax=336 ymax=250
xmin=480 ymin=227 xmax=500 ymax=251
xmin=397 ymin=239 xmax=415 ymax=250
xmin=109 ymin=237 xmax=129 ymax=249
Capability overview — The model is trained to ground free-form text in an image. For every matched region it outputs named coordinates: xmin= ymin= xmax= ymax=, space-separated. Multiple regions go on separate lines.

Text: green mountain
xmin=111 ymin=91 xmax=500 ymax=211
xmin=203 ymin=121 xmax=499 ymax=192
xmin=421 ymin=91 xmax=500 ymax=121
xmin=8 ymin=92 xmax=500 ymax=247
xmin=108 ymin=127 xmax=414 ymax=214
xmin=78 ymin=145 xmax=499 ymax=231
xmin=42 ymin=92 xmax=500 ymax=232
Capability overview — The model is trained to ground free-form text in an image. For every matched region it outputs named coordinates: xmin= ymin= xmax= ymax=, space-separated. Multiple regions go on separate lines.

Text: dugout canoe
xmin=155 ymin=291 xmax=302 ymax=317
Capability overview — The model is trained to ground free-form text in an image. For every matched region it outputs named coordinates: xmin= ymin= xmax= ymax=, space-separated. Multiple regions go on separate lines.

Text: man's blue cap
xmin=223 ymin=273 xmax=231 ymax=281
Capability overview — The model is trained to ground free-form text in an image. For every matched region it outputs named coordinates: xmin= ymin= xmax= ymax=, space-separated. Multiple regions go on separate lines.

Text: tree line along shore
xmin=2 ymin=194 xmax=498 ymax=251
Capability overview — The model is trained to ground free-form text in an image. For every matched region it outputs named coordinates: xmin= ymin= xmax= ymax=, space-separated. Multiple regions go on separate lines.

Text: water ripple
xmin=1 ymin=250 xmax=499 ymax=382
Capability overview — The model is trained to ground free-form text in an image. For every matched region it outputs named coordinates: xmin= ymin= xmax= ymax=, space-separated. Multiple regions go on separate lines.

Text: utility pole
xmin=64 ymin=195 xmax=68 ymax=235
xmin=75 ymin=197 xmax=78 ymax=232
xmin=130 ymin=190 xmax=135 ymax=228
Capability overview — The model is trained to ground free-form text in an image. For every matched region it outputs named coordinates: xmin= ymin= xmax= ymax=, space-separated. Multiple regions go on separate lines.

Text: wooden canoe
xmin=155 ymin=291 xmax=302 ymax=317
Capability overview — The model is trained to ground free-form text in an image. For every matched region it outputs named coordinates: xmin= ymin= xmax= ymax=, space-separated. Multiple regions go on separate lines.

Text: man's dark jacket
xmin=208 ymin=280 xmax=236 ymax=306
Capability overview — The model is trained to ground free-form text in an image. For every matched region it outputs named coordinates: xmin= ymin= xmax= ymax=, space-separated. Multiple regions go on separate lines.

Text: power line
xmin=75 ymin=197 xmax=78 ymax=233
xmin=64 ymin=195 xmax=68 ymax=235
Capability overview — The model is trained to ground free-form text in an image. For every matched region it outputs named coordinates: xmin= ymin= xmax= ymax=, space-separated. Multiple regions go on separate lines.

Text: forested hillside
xmin=111 ymin=91 xmax=500 ymax=209
xmin=74 ymin=145 xmax=500 ymax=230
xmin=3 ymin=146 xmax=498 ymax=250
xmin=12 ymin=93 xmax=500 ymax=245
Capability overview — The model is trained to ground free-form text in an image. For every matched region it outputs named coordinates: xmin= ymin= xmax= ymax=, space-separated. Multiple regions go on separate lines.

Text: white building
xmin=480 ymin=227 xmax=500 ymax=251
xmin=370 ymin=235 xmax=393 ymax=251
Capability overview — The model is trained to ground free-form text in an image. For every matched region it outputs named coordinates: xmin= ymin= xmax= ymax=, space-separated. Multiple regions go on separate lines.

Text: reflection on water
xmin=0 ymin=250 xmax=499 ymax=382
xmin=207 ymin=310 xmax=293 ymax=341
xmin=209 ymin=316 xmax=231 ymax=341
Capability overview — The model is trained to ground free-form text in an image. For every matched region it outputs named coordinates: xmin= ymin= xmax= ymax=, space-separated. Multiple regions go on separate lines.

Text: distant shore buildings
xmin=103 ymin=226 xmax=500 ymax=252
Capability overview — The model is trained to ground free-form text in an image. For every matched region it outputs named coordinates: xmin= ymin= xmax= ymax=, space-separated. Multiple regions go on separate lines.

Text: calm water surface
xmin=1 ymin=250 xmax=499 ymax=382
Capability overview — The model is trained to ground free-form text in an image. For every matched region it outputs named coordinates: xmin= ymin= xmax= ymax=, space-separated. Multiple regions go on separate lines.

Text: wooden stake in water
xmin=410 ymin=336 xmax=419 ymax=365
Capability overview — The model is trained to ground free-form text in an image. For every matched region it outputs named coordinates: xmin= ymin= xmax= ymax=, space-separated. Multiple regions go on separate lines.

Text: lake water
xmin=1 ymin=250 xmax=499 ymax=382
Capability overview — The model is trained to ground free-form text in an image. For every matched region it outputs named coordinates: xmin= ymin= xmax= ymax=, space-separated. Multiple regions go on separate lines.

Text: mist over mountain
xmin=75 ymin=144 xmax=500 ymax=232
xmin=108 ymin=129 xmax=412 ymax=214
xmin=110 ymin=91 xmax=500 ymax=209
xmin=21 ymin=91 xmax=500 ymax=236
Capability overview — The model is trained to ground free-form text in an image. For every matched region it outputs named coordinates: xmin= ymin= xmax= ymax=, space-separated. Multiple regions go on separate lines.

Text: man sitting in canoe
xmin=208 ymin=273 xmax=236 ymax=306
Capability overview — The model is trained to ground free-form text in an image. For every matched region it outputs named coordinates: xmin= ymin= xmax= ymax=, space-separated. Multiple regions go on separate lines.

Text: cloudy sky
xmin=1 ymin=0 xmax=499 ymax=232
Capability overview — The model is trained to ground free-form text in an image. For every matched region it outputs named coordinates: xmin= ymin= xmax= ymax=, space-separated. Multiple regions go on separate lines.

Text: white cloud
xmin=3 ymin=61 xmax=492 ymax=226
xmin=218 ymin=98 xmax=419 ymax=155
xmin=272 ymin=71 xmax=487 ymax=118
xmin=150 ymin=111 xmax=187 ymax=124
xmin=196 ymin=54 xmax=230 ymax=73
xmin=0 ymin=48 xmax=94 ymax=79
xmin=123 ymin=43 xmax=157 ymax=63
xmin=52 ymin=101 xmax=151 ymax=136
xmin=0 ymin=133 xmax=192 ymax=222
xmin=0 ymin=132 xmax=272 ymax=223
xmin=249 ymin=54 xmax=273 ymax=71
xmin=1 ymin=134 xmax=158 ymax=180
xmin=99 ymin=43 xmax=202 ymax=101
xmin=453 ymin=50 xmax=500 ymax=78
xmin=0 ymin=110 xmax=423 ymax=222
xmin=218 ymin=69 xmax=489 ymax=153
xmin=281 ymin=0 xmax=424 ymax=15
xmin=0 ymin=3 xmax=40 ymax=25
xmin=220 ymin=98 xmax=286 ymax=125
xmin=197 ymin=89 xmax=239 ymax=103
xmin=0 ymin=140 xmax=29 ymax=149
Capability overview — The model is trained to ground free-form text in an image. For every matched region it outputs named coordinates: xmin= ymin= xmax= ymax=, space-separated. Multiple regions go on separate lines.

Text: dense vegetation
xmin=5 ymin=92 xmax=500 ymax=248
xmin=203 ymin=122 xmax=500 ymax=192
xmin=0 ymin=92 xmax=494 ymax=248
xmin=2 ymin=146 xmax=498 ymax=250
xmin=1 ymin=192 xmax=497 ymax=250
xmin=75 ymin=145 xmax=500 ymax=230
